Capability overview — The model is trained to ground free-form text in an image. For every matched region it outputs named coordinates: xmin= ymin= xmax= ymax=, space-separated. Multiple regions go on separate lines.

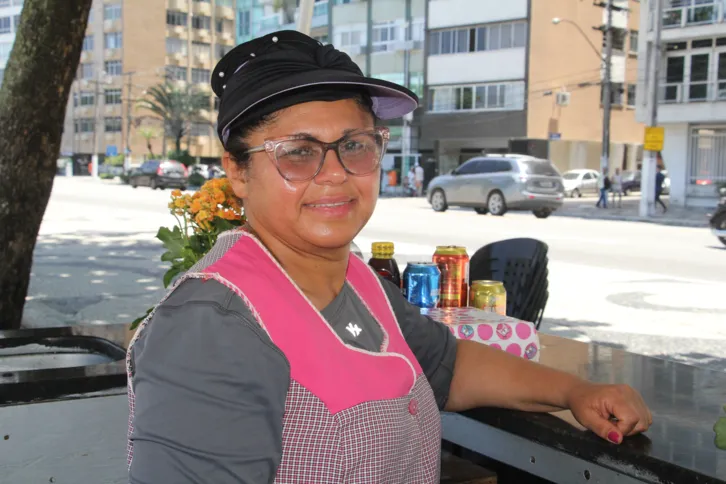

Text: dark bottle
xmin=368 ymin=242 xmax=402 ymax=288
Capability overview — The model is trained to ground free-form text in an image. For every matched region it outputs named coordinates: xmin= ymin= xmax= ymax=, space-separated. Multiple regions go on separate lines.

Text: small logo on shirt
xmin=346 ymin=323 xmax=362 ymax=338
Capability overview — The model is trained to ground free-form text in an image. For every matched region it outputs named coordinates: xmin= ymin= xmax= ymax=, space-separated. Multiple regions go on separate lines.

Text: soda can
xmin=470 ymin=280 xmax=507 ymax=316
xmin=402 ymin=262 xmax=441 ymax=309
xmin=432 ymin=246 xmax=469 ymax=308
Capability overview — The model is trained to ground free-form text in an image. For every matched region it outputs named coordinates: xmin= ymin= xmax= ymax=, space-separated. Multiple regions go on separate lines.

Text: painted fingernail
xmin=608 ymin=431 xmax=621 ymax=444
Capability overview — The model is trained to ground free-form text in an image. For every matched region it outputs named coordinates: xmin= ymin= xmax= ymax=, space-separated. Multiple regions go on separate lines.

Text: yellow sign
xmin=644 ymin=126 xmax=665 ymax=152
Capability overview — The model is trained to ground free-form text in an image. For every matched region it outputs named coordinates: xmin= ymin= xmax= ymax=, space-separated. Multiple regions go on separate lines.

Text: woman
xmin=127 ymin=31 xmax=651 ymax=483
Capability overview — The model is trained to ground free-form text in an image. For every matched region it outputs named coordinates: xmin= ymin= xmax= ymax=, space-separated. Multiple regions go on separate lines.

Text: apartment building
xmin=59 ymin=0 xmax=237 ymax=168
xmin=636 ymin=0 xmax=726 ymax=208
xmin=423 ymin=0 xmax=644 ymax=176
xmin=237 ymin=0 xmax=330 ymax=44
xmin=0 ymin=0 xmax=24 ymax=87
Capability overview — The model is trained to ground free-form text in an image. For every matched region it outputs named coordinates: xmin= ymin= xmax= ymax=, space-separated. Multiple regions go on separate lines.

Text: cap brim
xmin=221 ymin=69 xmax=419 ymax=138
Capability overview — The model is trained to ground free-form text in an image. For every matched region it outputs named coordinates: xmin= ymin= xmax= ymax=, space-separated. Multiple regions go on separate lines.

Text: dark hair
xmin=226 ymin=92 xmax=377 ymax=168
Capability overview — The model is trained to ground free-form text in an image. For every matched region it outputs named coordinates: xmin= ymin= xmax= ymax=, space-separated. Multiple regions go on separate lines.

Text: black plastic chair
xmin=469 ymin=238 xmax=549 ymax=328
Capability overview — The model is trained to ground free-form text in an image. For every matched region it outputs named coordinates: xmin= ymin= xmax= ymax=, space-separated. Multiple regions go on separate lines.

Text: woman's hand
xmin=566 ymin=382 xmax=653 ymax=444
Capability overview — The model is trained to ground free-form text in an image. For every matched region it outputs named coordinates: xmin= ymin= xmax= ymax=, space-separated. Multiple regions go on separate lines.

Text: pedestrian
xmin=596 ymin=169 xmax=610 ymax=209
xmin=611 ymin=168 xmax=623 ymax=208
xmin=655 ymin=164 xmax=667 ymax=213
xmin=406 ymin=166 xmax=416 ymax=197
xmin=415 ymin=162 xmax=425 ymax=196
xmin=126 ymin=30 xmax=652 ymax=483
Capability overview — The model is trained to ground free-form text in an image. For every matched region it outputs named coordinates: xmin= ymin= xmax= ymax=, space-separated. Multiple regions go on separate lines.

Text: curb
xmin=553 ymin=210 xmax=709 ymax=228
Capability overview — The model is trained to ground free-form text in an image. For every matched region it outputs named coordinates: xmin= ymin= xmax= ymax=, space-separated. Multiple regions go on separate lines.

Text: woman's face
xmin=223 ymin=99 xmax=380 ymax=252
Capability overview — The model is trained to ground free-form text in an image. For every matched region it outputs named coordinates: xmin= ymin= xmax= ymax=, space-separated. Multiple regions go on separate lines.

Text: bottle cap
xmin=371 ymin=242 xmax=395 ymax=258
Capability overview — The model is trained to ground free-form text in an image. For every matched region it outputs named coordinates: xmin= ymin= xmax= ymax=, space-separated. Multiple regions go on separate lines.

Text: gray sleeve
xmin=381 ymin=279 xmax=458 ymax=410
xmin=129 ymin=280 xmax=290 ymax=484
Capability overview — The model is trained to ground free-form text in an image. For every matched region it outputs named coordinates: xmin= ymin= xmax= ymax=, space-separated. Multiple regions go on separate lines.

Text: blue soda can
xmin=402 ymin=262 xmax=441 ymax=309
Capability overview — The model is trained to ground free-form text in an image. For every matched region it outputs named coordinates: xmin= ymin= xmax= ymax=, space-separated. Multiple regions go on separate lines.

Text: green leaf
xmin=714 ymin=417 xmax=726 ymax=450
xmin=163 ymin=265 xmax=184 ymax=288
xmin=157 ymin=226 xmax=185 ymax=256
xmin=188 ymin=234 xmax=207 ymax=254
xmin=160 ymin=250 xmax=179 ymax=263
xmin=130 ymin=307 xmax=154 ymax=331
xmin=214 ymin=218 xmax=236 ymax=232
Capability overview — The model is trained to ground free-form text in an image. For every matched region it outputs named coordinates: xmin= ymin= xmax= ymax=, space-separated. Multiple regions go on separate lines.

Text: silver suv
xmin=427 ymin=154 xmax=565 ymax=218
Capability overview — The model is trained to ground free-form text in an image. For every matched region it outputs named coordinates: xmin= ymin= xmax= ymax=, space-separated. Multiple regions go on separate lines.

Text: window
xmin=238 ymin=10 xmax=251 ymax=37
xmin=214 ymin=96 xmax=220 ymax=111
xmin=0 ymin=42 xmax=12 ymax=62
xmin=606 ymin=28 xmax=627 ymax=52
xmin=216 ymin=19 xmax=224 ymax=33
xmin=601 ymin=82 xmax=624 ymax=105
xmin=488 ymin=24 xmax=501 ymax=50
xmin=191 ymin=68 xmax=210 ymax=84
xmin=166 ymin=10 xmax=188 ymax=27
xmin=429 ymin=31 xmax=441 ymax=55
xmin=192 ymin=41 xmax=210 ymax=57
xmin=75 ymin=118 xmax=95 ymax=133
xmin=79 ymin=63 xmax=94 ymax=79
xmin=192 ymin=15 xmax=211 ymax=30
xmin=455 ymin=29 xmax=468 ymax=53
xmin=0 ymin=1 xmax=9 ymax=7
xmin=166 ymin=37 xmax=186 ymax=55
xmin=105 ymin=60 xmax=122 ymax=76
xmin=627 ymin=84 xmax=636 ymax=107
xmin=104 ymin=3 xmax=122 ymax=21
xmin=456 ymin=160 xmax=482 ymax=175
xmin=104 ymin=32 xmax=122 ymax=50
xmin=105 ymin=117 xmax=123 ymax=132
xmin=431 ymin=21 xmax=527 ymax=56
xmin=372 ymin=22 xmax=398 ymax=52
xmin=12 ymin=0 xmax=22 ymax=5
xmin=216 ymin=43 xmax=232 ymax=58
xmin=0 ymin=17 xmax=11 ymax=34
xmin=13 ymin=14 xmax=20 ymax=30
xmin=79 ymin=91 xmax=95 ymax=106
xmin=428 ymin=81 xmax=525 ymax=112
xmin=629 ymin=30 xmax=639 ymax=53
xmin=513 ymin=23 xmax=527 ymax=48
xmin=82 ymin=35 xmax=94 ymax=52
xmin=88 ymin=8 xmax=93 ymax=23
xmin=105 ymin=88 xmax=122 ymax=105
xmin=166 ymin=65 xmax=187 ymax=81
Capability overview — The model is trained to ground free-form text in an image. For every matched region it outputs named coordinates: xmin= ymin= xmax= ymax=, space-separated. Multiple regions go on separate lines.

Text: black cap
xmin=212 ymin=30 xmax=419 ymax=146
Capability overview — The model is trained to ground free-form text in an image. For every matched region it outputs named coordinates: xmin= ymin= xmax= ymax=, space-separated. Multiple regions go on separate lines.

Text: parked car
xmin=129 ymin=160 xmax=188 ymax=190
xmin=562 ymin=169 xmax=600 ymax=198
xmin=427 ymin=154 xmax=565 ymax=218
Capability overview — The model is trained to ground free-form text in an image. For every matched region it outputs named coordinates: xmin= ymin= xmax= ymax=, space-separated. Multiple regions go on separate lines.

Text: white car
xmin=562 ymin=169 xmax=600 ymax=198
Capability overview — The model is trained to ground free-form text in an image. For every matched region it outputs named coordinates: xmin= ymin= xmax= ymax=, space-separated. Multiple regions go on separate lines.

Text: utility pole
xmin=122 ymin=71 xmax=136 ymax=173
xmin=595 ymin=0 xmax=615 ymax=175
xmin=640 ymin=0 xmax=664 ymax=217
xmin=298 ymin=0 xmax=315 ymax=36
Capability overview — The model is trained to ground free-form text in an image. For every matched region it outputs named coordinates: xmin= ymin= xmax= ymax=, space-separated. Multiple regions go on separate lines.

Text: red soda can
xmin=432 ymin=246 xmax=469 ymax=308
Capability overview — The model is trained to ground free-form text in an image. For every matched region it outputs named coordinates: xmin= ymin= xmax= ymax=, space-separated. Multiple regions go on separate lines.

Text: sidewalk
xmin=555 ymin=196 xmax=711 ymax=228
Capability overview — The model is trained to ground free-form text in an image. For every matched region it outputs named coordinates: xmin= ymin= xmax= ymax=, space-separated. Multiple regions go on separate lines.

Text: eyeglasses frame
xmin=244 ymin=126 xmax=391 ymax=182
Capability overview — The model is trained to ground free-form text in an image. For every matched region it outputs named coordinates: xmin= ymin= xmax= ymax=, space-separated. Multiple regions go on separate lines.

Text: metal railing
xmin=660 ymin=80 xmax=726 ymax=103
xmin=689 ymin=128 xmax=726 ymax=185
xmin=662 ymin=1 xmax=724 ymax=28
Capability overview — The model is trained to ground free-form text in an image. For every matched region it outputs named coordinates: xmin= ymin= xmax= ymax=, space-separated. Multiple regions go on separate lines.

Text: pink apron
xmin=127 ymin=230 xmax=442 ymax=483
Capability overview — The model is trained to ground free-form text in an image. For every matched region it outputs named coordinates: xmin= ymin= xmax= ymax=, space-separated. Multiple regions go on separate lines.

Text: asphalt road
xmin=32 ymin=177 xmax=726 ymax=371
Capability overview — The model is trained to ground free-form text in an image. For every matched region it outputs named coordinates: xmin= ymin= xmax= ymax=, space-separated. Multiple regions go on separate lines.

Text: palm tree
xmin=137 ymin=83 xmax=210 ymax=155
xmin=137 ymin=126 xmax=159 ymax=158
xmin=273 ymin=0 xmax=297 ymax=24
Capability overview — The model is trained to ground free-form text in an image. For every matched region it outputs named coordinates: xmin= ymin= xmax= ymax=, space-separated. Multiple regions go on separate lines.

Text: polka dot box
xmin=421 ymin=307 xmax=541 ymax=362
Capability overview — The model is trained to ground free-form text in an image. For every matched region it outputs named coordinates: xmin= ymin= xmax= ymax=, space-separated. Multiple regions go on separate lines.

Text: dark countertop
xmin=0 ymin=324 xmax=130 ymax=406
xmin=449 ymin=334 xmax=726 ymax=483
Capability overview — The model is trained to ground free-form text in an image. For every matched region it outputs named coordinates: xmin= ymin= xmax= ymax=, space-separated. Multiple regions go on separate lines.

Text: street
xmin=29 ymin=177 xmax=726 ymax=371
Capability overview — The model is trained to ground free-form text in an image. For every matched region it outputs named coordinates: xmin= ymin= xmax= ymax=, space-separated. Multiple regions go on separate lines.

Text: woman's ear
xmin=222 ymin=152 xmax=249 ymax=199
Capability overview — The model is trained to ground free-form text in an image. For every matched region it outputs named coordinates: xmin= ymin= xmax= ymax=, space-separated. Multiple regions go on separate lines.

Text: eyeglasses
xmin=245 ymin=127 xmax=390 ymax=182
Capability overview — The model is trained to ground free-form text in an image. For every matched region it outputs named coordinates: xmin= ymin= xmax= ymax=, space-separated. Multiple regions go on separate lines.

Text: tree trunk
xmin=175 ymin=134 xmax=182 ymax=154
xmin=0 ymin=0 xmax=93 ymax=329
xmin=146 ymin=140 xmax=154 ymax=158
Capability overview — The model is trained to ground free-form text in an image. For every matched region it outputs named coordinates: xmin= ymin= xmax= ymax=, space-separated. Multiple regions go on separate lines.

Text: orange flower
xmin=190 ymin=199 xmax=203 ymax=214
xmin=171 ymin=189 xmax=183 ymax=197
xmin=174 ymin=198 xmax=186 ymax=209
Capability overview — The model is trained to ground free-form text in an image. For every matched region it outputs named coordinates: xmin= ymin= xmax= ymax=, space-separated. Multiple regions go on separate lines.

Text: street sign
xmin=548 ymin=133 xmax=562 ymax=140
xmin=105 ymin=145 xmax=118 ymax=157
xmin=644 ymin=127 xmax=665 ymax=152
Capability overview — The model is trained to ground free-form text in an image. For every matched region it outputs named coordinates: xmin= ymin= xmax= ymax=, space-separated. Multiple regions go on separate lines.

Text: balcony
xmin=312 ymin=0 xmax=329 ymax=28
xmin=193 ymin=28 xmax=211 ymax=43
xmin=104 ymin=48 xmax=122 ymax=60
xmin=662 ymin=1 xmax=724 ymax=29
xmin=166 ymin=25 xmax=188 ymax=39
xmin=165 ymin=53 xmax=186 ymax=65
xmin=192 ymin=0 xmax=212 ymax=16
xmin=80 ymin=51 xmax=93 ymax=63
xmin=660 ymin=80 xmax=726 ymax=104
xmin=103 ymin=19 xmax=122 ymax=32
xmin=104 ymin=104 xmax=122 ymax=115
xmin=257 ymin=12 xmax=284 ymax=36
xmin=215 ymin=4 xmax=235 ymax=20
xmin=217 ymin=30 xmax=235 ymax=45
xmin=167 ymin=0 xmax=188 ymax=11
xmin=194 ymin=53 xmax=212 ymax=68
